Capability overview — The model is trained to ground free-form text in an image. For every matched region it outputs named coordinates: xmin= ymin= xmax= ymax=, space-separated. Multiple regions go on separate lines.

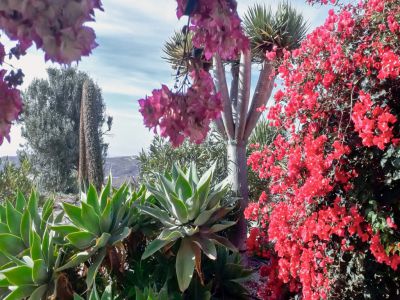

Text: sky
xmin=0 ymin=0 xmax=330 ymax=158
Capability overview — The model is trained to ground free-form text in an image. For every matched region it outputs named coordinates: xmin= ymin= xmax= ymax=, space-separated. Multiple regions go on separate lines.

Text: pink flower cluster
xmin=176 ymin=0 xmax=249 ymax=60
xmin=0 ymin=0 xmax=102 ymax=64
xmin=352 ymin=92 xmax=397 ymax=150
xmin=0 ymin=70 xmax=22 ymax=145
xmin=139 ymin=70 xmax=222 ymax=146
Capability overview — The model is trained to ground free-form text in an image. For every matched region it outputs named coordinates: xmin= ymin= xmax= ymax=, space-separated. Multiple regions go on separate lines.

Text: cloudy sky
xmin=0 ymin=0 xmax=330 ymax=157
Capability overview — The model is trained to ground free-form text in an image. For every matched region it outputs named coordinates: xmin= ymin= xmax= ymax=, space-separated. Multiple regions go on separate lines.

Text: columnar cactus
xmin=79 ymin=79 xmax=104 ymax=190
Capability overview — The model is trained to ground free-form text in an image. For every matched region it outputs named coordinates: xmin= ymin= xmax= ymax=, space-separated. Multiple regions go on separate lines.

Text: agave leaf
xmin=109 ymin=227 xmax=130 ymax=245
xmin=139 ymin=206 xmax=176 ymax=227
xmin=0 ymin=206 xmax=5 ymax=223
xmin=81 ymin=202 xmax=101 ymax=235
xmin=142 ymin=239 xmax=173 ymax=260
xmin=6 ymin=202 xmax=22 ymax=236
xmin=146 ymin=186 xmax=172 ymax=212
xmin=193 ymin=205 xmax=220 ymax=227
xmin=175 ymin=174 xmax=192 ymax=200
xmin=66 ymin=231 xmax=96 ymax=250
xmin=169 ymin=195 xmax=189 ymax=224
xmin=0 ymin=233 xmax=25 ymax=255
xmin=206 ymin=206 xmax=234 ymax=226
xmin=86 ymin=248 xmax=106 ymax=288
xmin=158 ymin=228 xmax=184 ymax=241
xmin=89 ymin=284 xmax=100 ymax=300
xmin=99 ymin=199 xmax=113 ymax=233
xmin=192 ymin=235 xmax=217 ymax=260
xmin=86 ymin=185 xmax=100 ymax=214
xmin=51 ymin=225 xmax=80 ymax=236
xmin=176 ymin=238 xmax=195 ymax=292
xmin=41 ymin=198 xmax=54 ymax=224
xmin=196 ymin=163 xmax=216 ymax=205
xmin=57 ymin=250 xmax=93 ymax=271
xmin=63 ymin=203 xmax=84 ymax=228
xmin=100 ymin=178 xmax=111 ymax=210
xmin=3 ymin=285 xmax=36 ymax=300
xmin=111 ymin=184 xmax=128 ymax=212
xmin=188 ymin=163 xmax=199 ymax=188
xmin=93 ymin=233 xmax=111 ymax=251
xmin=101 ymin=284 xmax=112 ymax=300
xmin=15 ymin=191 xmax=26 ymax=213
xmin=209 ymin=221 xmax=236 ymax=233
xmin=30 ymin=231 xmax=42 ymax=261
xmin=0 ymin=223 xmax=9 ymax=234
xmin=32 ymin=259 xmax=48 ymax=284
xmin=30 ymin=284 xmax=48 ymax=300
xmin=28 ymin=192 xmax=41 ymax=234
xmin=208 ymin=234 xmax=237 ymax=252
xmin=1 ymin=265 xmax=33 ymax=285
xmin=20 ymin=210 xmax=30 ymax=246
xmin=73 ymin=293 xmax=85 ymax=300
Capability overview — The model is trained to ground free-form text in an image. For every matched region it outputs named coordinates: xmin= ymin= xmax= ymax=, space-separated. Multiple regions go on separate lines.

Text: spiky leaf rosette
xmin=53 ymin=179 xmax=146 ymax=288
xmin=141 ymin=163 xmax=236 ymax=292
xmin=243 ymin=2 xmax=308 ymax=62
xmin=0 ymin=192 xmax=62 ymax=299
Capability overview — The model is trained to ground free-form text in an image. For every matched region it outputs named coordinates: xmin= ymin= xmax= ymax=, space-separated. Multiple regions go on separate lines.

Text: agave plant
xmin=53 ymin=179 xmax=146 ymax=288
xmin=0 ymin=191 xmax=62 ymax=299
xmin=73 ymin=283 xmax=112 ymax=300
xmin=141 ymin=163 xmax=236 ymax=292
xmin=243 ymin=2 xmax=308 ymax=62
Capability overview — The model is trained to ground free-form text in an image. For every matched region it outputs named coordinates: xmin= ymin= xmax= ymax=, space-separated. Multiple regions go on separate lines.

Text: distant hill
xmin=0 ymin=156 xmax=140 ymax=186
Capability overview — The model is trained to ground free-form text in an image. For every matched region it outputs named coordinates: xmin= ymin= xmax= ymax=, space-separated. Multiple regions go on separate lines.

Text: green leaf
xmin=109 ymin=227 xmax=130 ymax=245
xmin=169 ymin=194 xmax=189 ymax=224
xmin=51 ymin=225 xmax=80 ymax=236
xmin=74 ymin=294 xmax=85 ymax=300
xmin=0 ymin=233 xmax=25 ymax=255
xmin=175 ymin=174 xmax=192 ymax=200
xmin=86 ymin=248 xmax=106 ymax=288
xmin=20 ymin=210 xmax=31 ymax=246
xmin=196 ymin=163 xmax=215 ymax=206
xmin=57 ymin=251 xmax=93 ymax=271
xmin=81 ymin=202 xmax=101 ymax=235
xmin=158 ymin=228 xmax=184 ymax=241
xmin=142 ymin=239 xmax=172 ymax=260
xmin=63 ymin=203 xmax=84 ymax=228
xmin=192 ymin=236 xmax=217 ymax=260
xmin=89 ymin=285 xmax=100 ymax=300
xmin=66 ymin=231 xmax=96 ymax=250
xmin=28 ymin=191 xmax=41 ymax=233
xmin=86 ymin=184 xmax=100 ymax=214
xmin=208 ymin=234 xmax=237 ymax=252
xmin=3 ymin=285 xmax=36 ymax=300
xmin=101 ymin=284 xmax=112 ymax=300
xmin=100 ymin=178 xmax=112 ymax=210
xmin=193 ymin=206 xmax=220 ymax=226
xmin=30 ymin=284 xmax=48 ymax=300
xmin=210 ymin=221 xmax=236 ymax=233
xmin=99 ymin=200 xmax=112 ymax=233
xmin=0 ymin=222 xmax=10 ymax=234
xmin=32 ymin=259 xmax=48 ymax=284
xmin=2 ymin=265 xmax=33 ymax=285
xmin=6 ymin=201 xmax=22 ymax=236
xmin=30 ymin=231 xmax=42 ymax=261
xmin=176 ymin=238 xmax=195 ymax=292
xmin=15 ymin=191 xmax=26 ymax=213
xmin=139 ymin=206 xmax=175 ymax=226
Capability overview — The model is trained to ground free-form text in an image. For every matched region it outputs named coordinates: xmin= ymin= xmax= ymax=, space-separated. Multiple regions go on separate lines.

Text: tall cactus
xmin=78 ymin=79 xmax=104 ymax=190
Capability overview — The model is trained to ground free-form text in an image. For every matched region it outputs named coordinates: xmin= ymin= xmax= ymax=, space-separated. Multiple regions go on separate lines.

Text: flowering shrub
xmin=0 ymin=0 xmax=102 ymax=145
xmin=139 ymin=70 xmax=222 ymax=146
xmin=176 ymin=0 xmax=248 ymax=60
xmin=247 ymin=0 xmax=400 ymax=299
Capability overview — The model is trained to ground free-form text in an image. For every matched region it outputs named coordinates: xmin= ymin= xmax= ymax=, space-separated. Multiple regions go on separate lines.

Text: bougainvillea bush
xmin=246 ymin=0 xmax=400 ymax=299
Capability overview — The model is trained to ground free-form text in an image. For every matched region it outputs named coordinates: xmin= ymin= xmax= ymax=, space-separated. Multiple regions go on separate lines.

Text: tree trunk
xmin=78 ymin=99 xmax=87 ymax=190
xmin=227 ymin=140 xmax=248 ymax=252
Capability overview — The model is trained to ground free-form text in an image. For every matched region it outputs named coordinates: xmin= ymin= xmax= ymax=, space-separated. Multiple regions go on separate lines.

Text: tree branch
xmin=243 ymin=61 xmax=275 ymax=141
xmin=213 ymin=54 xmax=235 ymax=139
xmin=235 ymin=50 xmax=251 ymax=141
xmin=230 ymin=62 xmax=240 ymax=123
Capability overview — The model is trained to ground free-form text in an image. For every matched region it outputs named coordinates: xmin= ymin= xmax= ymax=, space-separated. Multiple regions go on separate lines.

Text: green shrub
xmin=0 ymin=156 xmax=34 ymax=204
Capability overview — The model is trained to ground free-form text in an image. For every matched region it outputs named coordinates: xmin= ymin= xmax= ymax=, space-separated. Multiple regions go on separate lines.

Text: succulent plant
xmin=73 ymin=283 xmax=112 ymax=300
xmin=141 ymin=163 xmax=236 ymax=292
xmin=0 ymin=191 xmax=62 ymax=299
xmin=53 ymin=179 xmax=145 ymax=288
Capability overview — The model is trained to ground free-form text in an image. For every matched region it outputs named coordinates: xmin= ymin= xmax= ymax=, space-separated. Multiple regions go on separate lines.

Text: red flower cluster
xmin=351 ymin=92 xmax=397 ymax=150
xmin=176 ymin=0 xmax=249 ymax=60
xmin=139 ymin=70 xmax=222 ymax=146
xmin=247 ymin=0 xmax=400 ymax=299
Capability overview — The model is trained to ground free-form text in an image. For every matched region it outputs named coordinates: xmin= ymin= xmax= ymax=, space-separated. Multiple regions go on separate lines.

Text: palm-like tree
xmin=163 ymin=2 xmax=308 ymax=251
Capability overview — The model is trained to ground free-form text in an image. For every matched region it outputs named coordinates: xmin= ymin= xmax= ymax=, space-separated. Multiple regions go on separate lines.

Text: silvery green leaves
xmin=53 ymin=179 xmax=145 ymax=288
xmin=0 ymin=192 xmax=60 ymax=300
xmin=141 ymin=163 xmax=236 ymax=292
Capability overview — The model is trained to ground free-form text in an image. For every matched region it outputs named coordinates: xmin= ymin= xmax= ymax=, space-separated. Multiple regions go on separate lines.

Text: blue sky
xmin=0 ymin=0 xmax=330 ymax=157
